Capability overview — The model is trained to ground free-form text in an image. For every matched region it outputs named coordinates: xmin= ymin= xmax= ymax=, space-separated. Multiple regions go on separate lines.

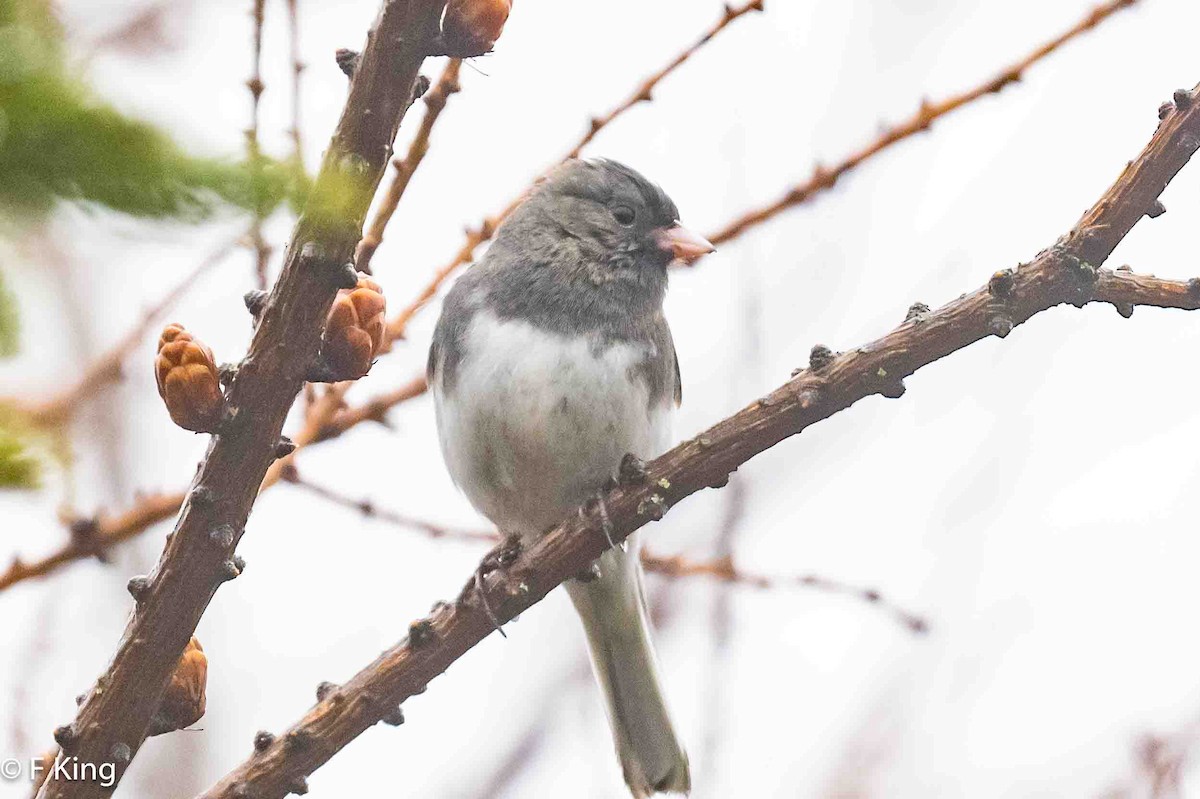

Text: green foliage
xmin=0 ymin=415 xmax=39 ymax=489
xmin=0 ymin=0 xmax=292 ymax=221
xmin=0 ymin=267 xmax=16 ymax=357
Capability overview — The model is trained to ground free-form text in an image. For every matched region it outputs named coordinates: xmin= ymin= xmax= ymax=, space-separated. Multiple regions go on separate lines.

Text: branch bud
xmin=315 ymin=275 xmax=387 ymax=381
xmin=147 ymin=636 xmax=207 ymax=736
xmin=441 ymin=0 xmax=512 ymax=56
xmin=155 ymin=324 xmax=226 ymax=433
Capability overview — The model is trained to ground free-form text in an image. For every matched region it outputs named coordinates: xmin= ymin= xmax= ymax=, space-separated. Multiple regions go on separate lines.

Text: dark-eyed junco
xmin=428 ymin=159 xmax=713 ymax=797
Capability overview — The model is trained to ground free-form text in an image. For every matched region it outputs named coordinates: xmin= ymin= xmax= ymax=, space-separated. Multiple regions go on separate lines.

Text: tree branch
xmin=282 ymin=466 xmax=497 ymax=543
xmin=198 ymin=83 xmax=1200 ymax=797
xmin=639 ymin=550 xmax=928 ymax=634
xmin=383 ymin=0 xmax=766 ymax=343
xmin=384 ymin=0 xmax=1132 ymax=339
xmin=355 ymin=58 xmax=463 ymax=274
xmin=2 ymin=236 xmax=239 ymax=427
xmin=285 ymin=0 xmax=306 ymax=177
xmin=283 ymin=467 xmax=929 ymax=630
xmin=247 ymin=0 xmax=272 ymax=290
xmin=0 ymin=493 xmax=185 ymax=592
xmin=708 ymin=0 xmax=1140 ymax=245
xmin=0 ymin=0 xmax=1148 ymax=595
xmin=313 ymin=372 xmax=428 ymax=441
xmin=78 ymin=0 xmax=762 ymax=570
xmin=34 ymin=2 xmax=447 ymax=796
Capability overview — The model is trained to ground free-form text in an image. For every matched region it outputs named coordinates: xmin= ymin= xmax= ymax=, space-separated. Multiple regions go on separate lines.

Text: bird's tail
xmin=565 ymin=542 xmax=690 ymax=798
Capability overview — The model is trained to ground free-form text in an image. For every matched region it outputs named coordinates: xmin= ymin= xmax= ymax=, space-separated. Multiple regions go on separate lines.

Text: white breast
xmin=433 ymin=310 xmax=673 ymax=538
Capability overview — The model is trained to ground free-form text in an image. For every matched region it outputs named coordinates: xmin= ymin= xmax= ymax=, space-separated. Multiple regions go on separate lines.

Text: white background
xmin=3 ymin=0 xmax=1200 ymax=796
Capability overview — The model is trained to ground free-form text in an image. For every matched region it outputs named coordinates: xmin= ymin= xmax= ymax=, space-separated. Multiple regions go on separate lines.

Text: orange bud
xmin=148 ymin=636 xmax=207 ymax=737
xmin=154 ymin=324 xmax=225 ymax=433
xmin=320 ymin=275 xmax=386 ymax=381
xmin=442 ymin=0 xmax=511 ymax=55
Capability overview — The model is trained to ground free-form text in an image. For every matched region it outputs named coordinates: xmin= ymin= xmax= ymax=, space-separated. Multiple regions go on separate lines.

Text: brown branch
xmin=285 ymin=468 xmax=926 ymax=630
xmin=314 ymin=372 xmax=428 ymax=441
xmin=0 ymin=493 xmax=186 ymax=593
xmin=640 ymin=550 xmax=927 ymax=634
xmin=198 ymin=84 xmax=1200 ymax=798
xmin=0 ymin=0 xmax=1151 ymax=594
xmin=564 ymin=0 xmax=764 ymax=161
xmin=384 ymin=0 xmax=766 ymax=342
xmin=383 ymin=0 xmax=1132 ymax=340
xmin=0 ymin=371 xmax=431 ymax=595
xmin=247 ymin=0 xmax=272 ymax=290
xmin=2 ymin=236 xmax=240 ymax=427
xmin=34 ymin=2 xmax=447 ymax=796
xmin=707 ymin=0 xmax=1140 ymax=245
xmin=282 ymin=467 xmax=497 ymax=543
xmin=356 ymin=58 xmax=463 ymax=274
xmin=285 ymin=0 xmax=306 ymax=176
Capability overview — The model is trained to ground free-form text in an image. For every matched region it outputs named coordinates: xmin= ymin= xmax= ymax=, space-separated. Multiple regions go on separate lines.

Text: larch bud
xmin=319 ymin=275 xmax=386 ymax=381
xmin=154 ymin=324 xmax=225 ymax=433
xmin=148 ymin=636 xmax=207 ymax=736
xmin=442 ymin=0 xmax=512 ymax=56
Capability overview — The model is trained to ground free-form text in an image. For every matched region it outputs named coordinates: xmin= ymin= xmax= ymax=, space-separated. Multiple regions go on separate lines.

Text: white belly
xmin=433 ymin=310 xmax=673 ymax=537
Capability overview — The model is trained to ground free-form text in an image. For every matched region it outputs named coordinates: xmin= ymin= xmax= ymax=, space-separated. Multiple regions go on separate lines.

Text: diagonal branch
xmin=0 ymin=0 xmax=1140 ymax=593
xmin=1 ymin=235 xmax=240 ymax=427
xmin=707 ymin=0 xmax=1140 ymax=245
xmin=356 ymin=58 xmax=463 ymax=274
xmin=385 ymin=0 xmax=1134 ymax=337
xmin=283 ymin=468 xmax=929 ymax=630
xmin=247 ymin=0 xmax=272 ymax=290
xmin=384 ymin=0 xmax=766 ymax=342
xmin=34 ymin=2 xmax=448 ymax=796
xmin=285 ymin=0 xmax=306 ymax=176
xmin=639 ymin=550 xmax=928 ymax=634
xmin=282 ymin=466 xmax=497 ymax=542
xmin=198 ymin=84 xmax=1200 ymax=799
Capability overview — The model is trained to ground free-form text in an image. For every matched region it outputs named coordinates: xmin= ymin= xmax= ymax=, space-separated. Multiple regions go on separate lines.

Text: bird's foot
xmin=471 ymin=534 xmax=522 ymax=639
xmin=473 ymin=562 xmax=506 ymax=639
xmin=592 ymin=490 xmax=617 ymax=549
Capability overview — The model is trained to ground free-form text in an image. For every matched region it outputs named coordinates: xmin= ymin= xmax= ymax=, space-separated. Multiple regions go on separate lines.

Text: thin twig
xmin=287 ymin=466 xmax=926 ymax=631
xmin=314 ymin=373 xmax=428 ymax=441
xmin=708 ymin=0 xmax=1141 ymax=245
xmin=0 ymin=0 xmax=1146 ymax=594
xmin=0 ymin=491 xmax=187 ymax=591
xmin=356 ymin=59 xmax=463 ymax=274
xmin=0 ymin=373 xmax=430 ymax=594
xmin=640 ymin=550 xmax=927 ymax=634
xmin=282 ymin=467 xmax=497 ymax=543
xmin=383 ymin=0 xmax=1134 ymax=340
xmin=384 ymin=0 xmax=766 ymax=342
xmin=247 ymin=0 xmax=271 ymax=290
xmin=2 ymin=237 xmax=240 ymax=427
xmin=285 ymin=0 xmax=305 ymax=176
xmin=34 ymin=1 xmax=447 ymax=795
xmin=198 ymin=83 xmax=1200 ymax=798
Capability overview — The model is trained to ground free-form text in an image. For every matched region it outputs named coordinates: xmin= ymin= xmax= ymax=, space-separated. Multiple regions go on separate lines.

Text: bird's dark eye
xmin=612 ymin=204 xmax=636 ymax=226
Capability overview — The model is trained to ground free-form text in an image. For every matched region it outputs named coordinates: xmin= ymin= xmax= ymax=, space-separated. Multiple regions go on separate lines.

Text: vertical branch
xmin=707 ymin=0 xmax=1141 ymax=245
xmin=384 ymin=0 xmax=766 ymax=340
xmin=356 ymin=57 xmax=462 ymax=274
xmin=198 ymin=86 xmax=1200 ymax=796
xmin=3 ymin=236 xmax=240 ymax=426
xmin=35 ymin=2 xmax=447 ymax=796
xmin=247 ymin=0 xmax=271 ymax=289
xmin=285 ymin=0 xmax=306 ymax=176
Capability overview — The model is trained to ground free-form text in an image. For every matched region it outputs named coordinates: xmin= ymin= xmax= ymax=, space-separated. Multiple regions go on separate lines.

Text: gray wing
xmin=635 ymin=312 xmax=681 ymax=410
xmin=672 ymin=347 xmax=682 ymax=407
xmin=427 ymin=269 xmax=480 ymax=392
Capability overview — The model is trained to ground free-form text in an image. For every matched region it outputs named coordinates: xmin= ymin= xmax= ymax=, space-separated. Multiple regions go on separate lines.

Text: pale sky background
xmin=3 ymin=0 xmax=1200 ymax=797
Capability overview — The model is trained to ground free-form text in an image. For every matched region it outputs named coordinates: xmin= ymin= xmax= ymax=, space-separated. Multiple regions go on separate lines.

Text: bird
xmin=428 ymin=158 xmax=713 ymax=796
